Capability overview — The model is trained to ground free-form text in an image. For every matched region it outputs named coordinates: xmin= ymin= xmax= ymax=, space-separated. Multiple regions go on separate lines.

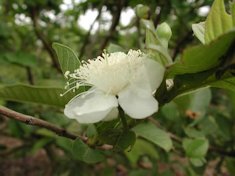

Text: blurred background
xmin=1 ymin=0 xmax=235 ymax=176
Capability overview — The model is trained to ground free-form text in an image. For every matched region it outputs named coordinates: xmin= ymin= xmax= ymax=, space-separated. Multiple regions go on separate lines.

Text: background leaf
xmin=73 ymin=138 xmax=105 ymax=164
xmin=2 ymin=52 xmax=37 ymax=67
xmin=52 ymin=43 xmax=80 ymax=74
xmin=192 ymin=22 xmax=205 ymax=44
xmin=132 ymin=122 xmax=172 ymax=151
xmin=168 ymin=31 xmax=235 ymax=77
xmin=205 ymin=0 xmax=233 ymax=43
xmin=0 ymin=84 xmax=81 ymax=107
xmin=125 ymin=139 xmax=159 ymax=164
xmin=183 ymin=138 xmax=209 ymax=158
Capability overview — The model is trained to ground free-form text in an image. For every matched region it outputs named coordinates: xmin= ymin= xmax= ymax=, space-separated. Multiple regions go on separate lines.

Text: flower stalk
xmin=118 ymin=106 xmax=128 ymax=131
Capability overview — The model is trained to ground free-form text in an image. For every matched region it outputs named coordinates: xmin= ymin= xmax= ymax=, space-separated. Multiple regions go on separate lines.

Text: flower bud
xmin=156 ymin=22 xmax=172 ymax=48
xmin=156 ymin=22 xmax=172 ymax=41
xmin=135 ymin=4 xmax=150 ymax=19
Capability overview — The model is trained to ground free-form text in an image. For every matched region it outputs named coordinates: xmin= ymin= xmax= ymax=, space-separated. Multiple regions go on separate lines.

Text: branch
xmin=79 ymin=1 xmax=104 ymax=59
xmin=209 ymin=146 xmax=235 ymax=157
xmin=0 ymin=106 xmax=114 ymax=151
xmin=149 ymin=117 xmax=235 ymax=157
xmin=153 ymin=5 xmax=163 ymax=28
xmin=0 ymin=106 xmax=85 ymax=141
xmin=98 ymin=0 xmax=125 ymax=54
xmin=29 ymin=8 xmax=61 ymax=73
xmin=26 ymin=66 xmax=34 ymax=85
xmin=172 ymin=30 xmax=193 ymax=60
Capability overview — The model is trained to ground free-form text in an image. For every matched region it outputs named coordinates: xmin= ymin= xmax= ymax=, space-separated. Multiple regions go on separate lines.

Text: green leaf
xmin=147 ymin=44 xmax=172 ymax=64
xmin=125 ymin=139 xmax=159 ymax=164
xmin=143 ymin=20 xmax=159 ymax=46
xmin=232 ymin=3 xmax=235 ymax=26
xmin=56 ymin=137 xmax=73 ymax=152
xmin=4 ymin=52 xmax=37 ymax=67
xmin=210 ymin=77 xmax=235 ymax=92
xmin=0 ymin=84 xmax=81 ymax=107
xmin=190 ymin=158 xmax=206 ymax=167
xmin=184 ymin=127 xmax=205 ymax=138
xmin=135 ymin=4 xmax=150 ymax=19
xmin=183 ymin=138 xmax=209 ymax=158
xmin=205 ymin=0 xmax=233 ymax=43
xmin=192 ymin=22 xmax=205 ymax=44
xmin=142 ymin=19 xmax=172 ymax=65
xmin=132 ymin=122 xmax=172 ymax=151
xmin=168 ymin=31 xmax=235 ymax=77
xmin=73 ymin=139 xmax=105 ymax=164
xmin=30 ymin=138 xmax=52 ymax=154
xmin=174 ymin=88 xmax=211 ymax=118
xmin=52 ymin=42 xmax=80 ymax=75
xmin=226 ymin=158 xmax=235 ymax=175
xmin=187 ymin=88 xmax=211 ymax=116
xmin=161 ymin=102 xmax=180 ymax=121
xmin=107 ymin=43 xmax=125 ymax=53
xmin=115 ymin=131 xmax=136 ymax=151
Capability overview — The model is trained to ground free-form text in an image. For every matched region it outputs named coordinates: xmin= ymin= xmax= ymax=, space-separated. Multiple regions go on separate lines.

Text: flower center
xmin=66 ymin=50 xmax=144 ymax=95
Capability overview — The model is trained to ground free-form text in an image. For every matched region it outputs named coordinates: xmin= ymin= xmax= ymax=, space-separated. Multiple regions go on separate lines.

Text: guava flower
xmin=63 ymin=50 xmax=165 ymax=124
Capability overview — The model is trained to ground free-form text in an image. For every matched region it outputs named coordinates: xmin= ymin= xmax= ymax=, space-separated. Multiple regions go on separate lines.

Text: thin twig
xmin=209 ymin=146 xmax=235 ymax=157
xmin=0 ymin=106 xmax=84 ymax=141
xmin=98 ymin=0 xmax=125 ymax=54
xmin=149 ymin=117 xmax=182 ymax=142
xmin=172 ymin=30 xmax=193 ymax=61
xmin=0 ymin=106 xmax=114 ymax=151
xmin=29 ymin=8 xmax=61 ymax=73
xmin=79 ymin=1 xmax=104 ymax=59
xmin=26 ymin=66 xmax=34 ymax=85
xmin=148 ymin=116 xmax=235 ymax=157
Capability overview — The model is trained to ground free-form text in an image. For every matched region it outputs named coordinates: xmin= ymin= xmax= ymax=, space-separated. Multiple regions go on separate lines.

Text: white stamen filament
xmin=61 ymin=50 xmax=145 ymax=96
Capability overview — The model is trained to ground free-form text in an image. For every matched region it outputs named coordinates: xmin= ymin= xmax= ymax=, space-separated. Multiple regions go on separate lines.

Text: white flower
xmin=63 ymin=50 xmax=165 ymax=124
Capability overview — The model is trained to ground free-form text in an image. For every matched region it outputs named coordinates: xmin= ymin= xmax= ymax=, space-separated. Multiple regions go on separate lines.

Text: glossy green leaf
xmin=73 ymin=139 xmax=105 ymax=163
xmin=205 ymin=0 xmax=233 ymax=43
xmin=168 ymin=31 xmax=235 ymax=77
xmin=0 ymin=84 xmax=81 ymax=107
xmin=132 ymin=122 xmax=172 ymax=151
xmin=183 ymin=138 xmax=209 ymax=158
xmin=52 ymin=42 xmax=80 ymax=75
xmin=192 ymin=22 xmax=205 ymax=44
xmin=210 ymin=77 xmax=235 ymax=92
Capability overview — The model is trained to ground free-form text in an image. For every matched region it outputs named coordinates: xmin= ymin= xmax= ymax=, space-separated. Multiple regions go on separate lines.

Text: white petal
xmin=144 ymin=58 xmax=165 ymax=91
xmin=118 ymin=86 xmax=159 ymax=119
xmin=102 ymin=108 xmax=119 ymax=121
xmin=130 ymin=58 xmax=165 ymax=94
xmin=64 ymin=90 xmax=118 ymax=123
